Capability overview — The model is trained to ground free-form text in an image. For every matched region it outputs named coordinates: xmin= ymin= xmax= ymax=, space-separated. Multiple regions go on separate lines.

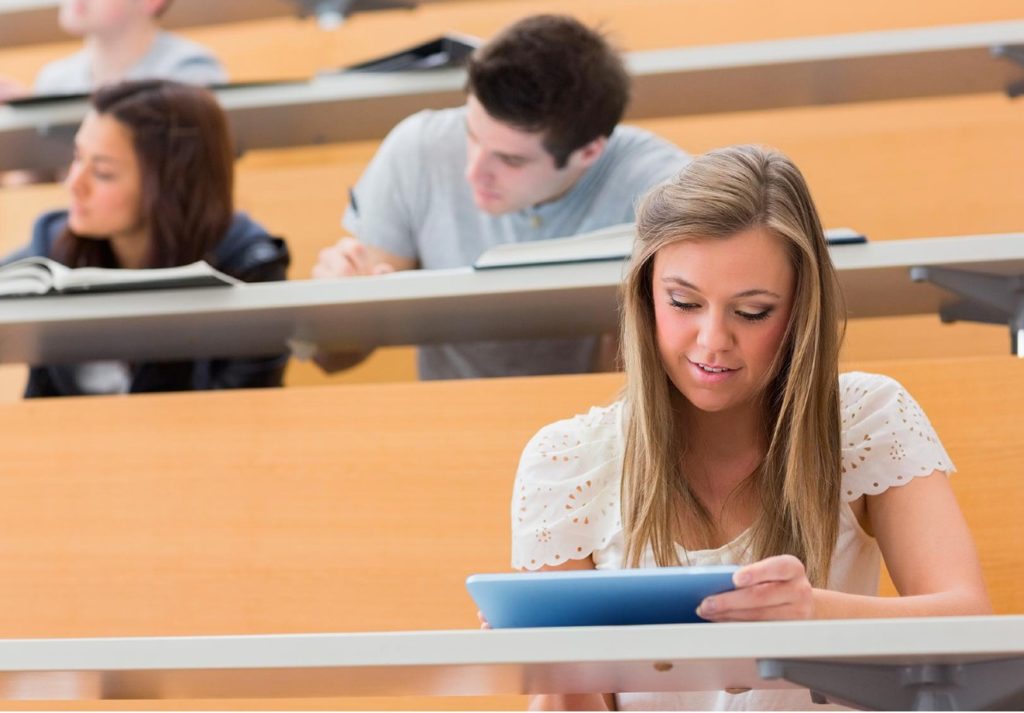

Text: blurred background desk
xmin=0 ymin=0 xmax=469 ymax=48
xmin=0 ymin=232 xmax=1021 ymax=365
xmin=3 ymin=20 xmax=1024 ymax=172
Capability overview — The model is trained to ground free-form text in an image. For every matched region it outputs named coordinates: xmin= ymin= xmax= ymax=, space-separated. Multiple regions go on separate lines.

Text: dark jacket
xmin=10 ymin=210 xmax=291 ymax=398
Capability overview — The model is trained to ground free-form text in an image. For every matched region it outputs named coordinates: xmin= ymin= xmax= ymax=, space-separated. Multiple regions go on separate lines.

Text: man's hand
xmin=0 ymin=76 xmax=26 ymax=103
xmin=312 ymin=237 xmax=398 ymax=278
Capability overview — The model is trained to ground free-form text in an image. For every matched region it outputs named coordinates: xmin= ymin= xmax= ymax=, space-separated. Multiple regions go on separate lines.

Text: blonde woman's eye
xmin=737 ymin=309 xmax=772 ymax=322
xmin=669 ymin=299 xmax=699 ymax=311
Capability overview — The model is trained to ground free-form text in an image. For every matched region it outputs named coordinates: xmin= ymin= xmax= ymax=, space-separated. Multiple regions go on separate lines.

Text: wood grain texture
xmin=0 ymin=357 xmax=1018 ymax=628
xmin=0 ymin=357 xmax=1020 ymax=708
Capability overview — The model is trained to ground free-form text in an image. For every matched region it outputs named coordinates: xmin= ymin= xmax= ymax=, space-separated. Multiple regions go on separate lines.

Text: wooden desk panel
xmin=0 ymin=374 xmax=625 ymax=639
xmin=0 ymin=357 xmax=1020 ymax=707
xmin=0 ymin=357 xmax=1019 ymax=636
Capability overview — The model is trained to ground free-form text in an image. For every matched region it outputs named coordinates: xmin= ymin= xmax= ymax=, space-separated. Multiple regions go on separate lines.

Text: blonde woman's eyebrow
xmin=734 ymin=288 xmax=782 ymax=299
xmin=661 ymin=276 xmax=781 ymax=299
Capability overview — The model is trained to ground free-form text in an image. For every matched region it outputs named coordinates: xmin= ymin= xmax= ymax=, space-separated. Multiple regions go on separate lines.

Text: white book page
xmin=58 ymin=261 xmax=240 ymax=293
xmin=0 ymin=257 xmax=66 ymax=296
xmin=474 ymin=223 xmax=635 ymax=269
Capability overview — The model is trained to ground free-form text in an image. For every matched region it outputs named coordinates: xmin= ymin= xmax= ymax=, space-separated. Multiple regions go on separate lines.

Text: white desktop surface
xmin=0 ymin=616 xmax=1020 ymax=700
xmin=0 ymin=233 xmax=1021 ymax=365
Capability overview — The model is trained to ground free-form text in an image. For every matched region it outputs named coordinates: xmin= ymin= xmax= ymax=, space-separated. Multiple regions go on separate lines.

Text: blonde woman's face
xmin=652 ymin=226 xmax=795 ymax=415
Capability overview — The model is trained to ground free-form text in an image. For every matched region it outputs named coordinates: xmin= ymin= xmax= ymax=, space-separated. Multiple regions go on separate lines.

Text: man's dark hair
xmin=466 ymin=14 xmax=630 ymax=168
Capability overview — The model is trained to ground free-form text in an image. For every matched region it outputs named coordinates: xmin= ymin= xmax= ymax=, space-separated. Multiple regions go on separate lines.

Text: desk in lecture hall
xmin=0 ymin=232 xmax=1021 ymax=365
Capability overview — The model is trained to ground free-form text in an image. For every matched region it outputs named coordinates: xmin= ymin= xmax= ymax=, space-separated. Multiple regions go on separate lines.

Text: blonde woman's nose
xmin=696 ymin=312 xmax=734 ymax=352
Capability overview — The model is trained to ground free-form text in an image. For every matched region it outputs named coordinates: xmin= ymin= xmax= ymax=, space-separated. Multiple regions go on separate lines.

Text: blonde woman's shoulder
xmin=512 ymin=400 xmax=626 ymax=570
xmin=839 ymin=371 xmax=906 ymax=409
xmin=518 ymin=401 xmax=625 ymax=471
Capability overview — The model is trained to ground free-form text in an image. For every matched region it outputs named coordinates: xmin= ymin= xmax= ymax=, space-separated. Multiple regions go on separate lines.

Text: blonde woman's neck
xmin=679 ymin=399 xmax=764 ymax=462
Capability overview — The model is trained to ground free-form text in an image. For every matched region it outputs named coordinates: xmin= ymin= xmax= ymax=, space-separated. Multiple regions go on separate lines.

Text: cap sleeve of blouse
xmin=511 ymin=402 xmax=624 ymax=570
xmin=839 ymin=372 xmax=955 ymax=502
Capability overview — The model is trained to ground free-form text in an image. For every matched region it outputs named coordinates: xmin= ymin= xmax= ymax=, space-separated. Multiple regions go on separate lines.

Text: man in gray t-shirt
xmin=34 ymin=0 xmax=226 ymax=96
xmin=313 ymin=14 xmax=689 ymax=380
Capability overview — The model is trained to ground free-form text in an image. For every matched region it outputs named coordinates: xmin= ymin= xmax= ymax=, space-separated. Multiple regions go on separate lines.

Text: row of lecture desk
xmin=0 ymin=359 xmax=1021 ymax=709
xmin=2 ymin=20 xmax=1024 ymax=172
xmin=0 ymin=231 xmax=1022 ymax=365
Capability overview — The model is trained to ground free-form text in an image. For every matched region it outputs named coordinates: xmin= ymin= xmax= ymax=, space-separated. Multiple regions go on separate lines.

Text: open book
xmin=0 ymin=257 xmax=240 ymax=298
xmin=329 ymin=33 xmax=480 ymax=74
xmin=473 ymin=224 xmax=867 ymax=270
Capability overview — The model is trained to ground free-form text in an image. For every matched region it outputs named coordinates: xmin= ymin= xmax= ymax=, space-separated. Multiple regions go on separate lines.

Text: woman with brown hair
xmin=510 ymin=145 xmax=990 ymax=710
xmin=5 ymin=79 xmax=289 ymax=397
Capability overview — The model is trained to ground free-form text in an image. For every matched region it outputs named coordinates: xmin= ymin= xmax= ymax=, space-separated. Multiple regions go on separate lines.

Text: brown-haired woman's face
xmin=65 ymin=111 xmax=144 ymax=241
xmin=652 ymin=226 xmax=795 ymax=415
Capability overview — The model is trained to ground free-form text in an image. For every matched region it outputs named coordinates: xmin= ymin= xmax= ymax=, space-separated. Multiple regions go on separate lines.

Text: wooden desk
xmin=0 ymin=361 xmax=1020 ymax=707
xmin=3 ymin=20 xmax=1023 ymax=172
xmin=0 ymin=617 xmax=1021 ymax=710
xmin=0 ymin=0 xmax=461 ymax=48
xmin=0 ymin=233 xmax=1021 ymax=365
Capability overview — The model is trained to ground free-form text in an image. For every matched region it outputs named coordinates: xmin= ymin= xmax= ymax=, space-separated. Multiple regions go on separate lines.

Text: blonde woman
xmin=510 ymin=145 xmax=990 ymax=710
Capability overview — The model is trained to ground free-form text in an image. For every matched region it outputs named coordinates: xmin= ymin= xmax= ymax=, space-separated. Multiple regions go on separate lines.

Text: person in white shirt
xmin=509 ymin=145 xmax=991 ymax=711
xmin=1 ymin=0 xmax=225 ymax=186
xmin=33 ymin=0 xmax=226 ymax=96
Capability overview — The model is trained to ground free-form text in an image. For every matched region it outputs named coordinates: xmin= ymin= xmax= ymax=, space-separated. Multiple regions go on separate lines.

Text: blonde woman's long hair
xmin=620 ymin=145 xmax=845 ymax=586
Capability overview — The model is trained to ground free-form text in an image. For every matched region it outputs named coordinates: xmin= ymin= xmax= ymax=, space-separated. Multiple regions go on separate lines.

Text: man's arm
xmin=312 ymin=237 xmax=417 ymax=278
xmin=310 ymin=238 xmax=418 ymax=373
xmin=0 ymin=76 xmax=26 ymax=102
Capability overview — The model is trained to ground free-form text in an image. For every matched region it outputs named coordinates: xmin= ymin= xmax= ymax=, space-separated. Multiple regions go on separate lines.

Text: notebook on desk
xmin=0 ymin=257 xmax=239 ymax=298
xmin=5 ymin=80 xmax=296 ymax=108
xmin=467 ymin=565 xmax=738 ymax=628
xmin=336 ymin=33 xmax=480 ymax=73
xmin=473 ymin=226 xmax=867 ymax=270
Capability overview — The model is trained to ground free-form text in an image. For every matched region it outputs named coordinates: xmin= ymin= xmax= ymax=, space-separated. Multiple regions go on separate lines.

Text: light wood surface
xmin=3 ymin=0 xmax=1024 ymax=85
xmin=0 ymin=373 xmax=621 ymax=710
xmin=0 ymin=356 xmax=1020 ymax=708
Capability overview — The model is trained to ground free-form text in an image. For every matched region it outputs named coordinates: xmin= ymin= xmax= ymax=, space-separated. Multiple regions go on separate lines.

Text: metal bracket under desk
xmin=992 ymin=44 xmax=1024 ymax=97
xmin=759 ymin=657 xmax=1024 ymax=711
xmin=909 ymin=266 xmax=1024 ymax=357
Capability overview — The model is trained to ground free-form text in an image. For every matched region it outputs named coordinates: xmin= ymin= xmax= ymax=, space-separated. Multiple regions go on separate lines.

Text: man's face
xmin=463 ymin=95 xmax=595 ymax=215
xmin=58 ymin=0 xmax=153 ymax=37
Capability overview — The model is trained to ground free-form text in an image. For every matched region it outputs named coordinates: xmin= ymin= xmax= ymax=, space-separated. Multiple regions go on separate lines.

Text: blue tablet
xmin=466 ymin=565 xmax=739 ymax=628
